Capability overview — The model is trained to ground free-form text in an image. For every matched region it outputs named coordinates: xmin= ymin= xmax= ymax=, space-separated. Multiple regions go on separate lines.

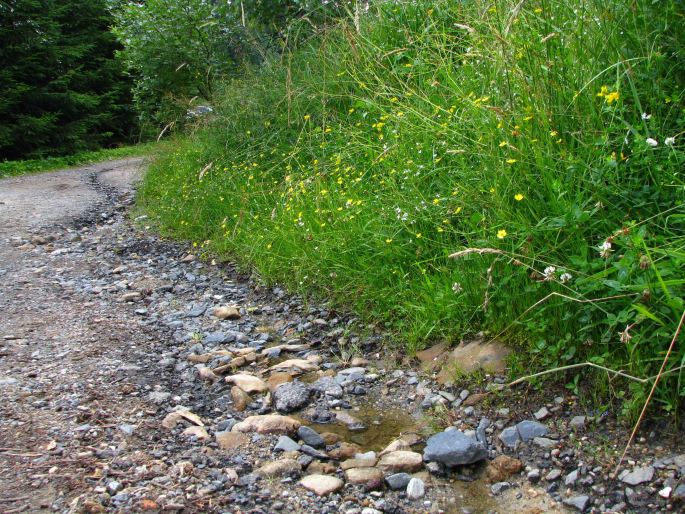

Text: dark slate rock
xmin=386 ymin=473 xmax=412 ymax=490
xmin=297 ymin=426 xmax=325 ymax=449
xmin=499 ymin=426 xmax=520 ymax=448
xmin=274 ymin=436 xmax=301 ymax=452
xmin=423 ymin=430 xmax=488 ymax=467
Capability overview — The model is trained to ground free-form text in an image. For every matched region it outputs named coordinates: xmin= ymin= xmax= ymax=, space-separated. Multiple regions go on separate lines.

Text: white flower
xmin=543 ymin=266 xmax=556 ymax=281
xmin=452 ymin=282 xmax=463 ymax=294
xmin=646 ymin=137 xmax=658 ymax=147
xmin=641 ymin=112 xmax=651 ymax=120
xmin=665 ymin=137 xmax=676 ymax=146
xmin=599 ymin=240 xmax=613 ymax=259
xmin=559 ymin=272 xmax=573 ymax=283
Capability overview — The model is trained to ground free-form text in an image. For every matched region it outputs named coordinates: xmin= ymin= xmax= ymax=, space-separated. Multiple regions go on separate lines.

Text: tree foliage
xmin=0 ymin=0 xmax=135 ymax=160
xmin=112 ymin=0 xmax=252 ymax=130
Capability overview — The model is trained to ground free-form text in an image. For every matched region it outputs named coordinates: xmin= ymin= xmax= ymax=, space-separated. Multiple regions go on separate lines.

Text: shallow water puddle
xmin=303 ymin=403 xmax=423 ymax=451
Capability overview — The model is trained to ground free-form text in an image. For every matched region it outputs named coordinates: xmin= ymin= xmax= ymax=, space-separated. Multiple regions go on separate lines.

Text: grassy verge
xmin=139 ymin=0 xmax=685 ymax=418
xmin=0 ymin=142 xmax=157 ymax=178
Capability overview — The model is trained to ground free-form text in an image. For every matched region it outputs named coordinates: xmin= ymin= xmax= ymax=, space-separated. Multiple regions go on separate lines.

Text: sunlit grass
xmin=140 ymin=0 xmax=685 ymax=418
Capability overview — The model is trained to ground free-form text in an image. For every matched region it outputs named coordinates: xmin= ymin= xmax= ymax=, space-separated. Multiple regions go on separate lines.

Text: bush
xmin=140 ymin=0 xmax=685 ymax=418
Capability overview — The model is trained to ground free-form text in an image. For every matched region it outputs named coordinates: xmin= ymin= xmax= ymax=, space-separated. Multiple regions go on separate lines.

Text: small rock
xmin=490 ymin=482 xmax=511 ymax=495
xmin=299 ymin=474 xmax=344 ymax=496
xmin=527 ymin=469 xmax=541 ymax=483
xmin=376 ymin=451 xmax=424 ymax=473
xmin=385 ymin=473 xmax=412 ymax=490
xmin=215 ymin=431 xmax=249 ymax=449
xmin=533 ymin=437 xmax=556 ymax=449
xmin=498 ymin=426 xmax=520 ymax=449
xmin=570 ymin=415 xmax=586 ymax=431
xmin=274 ymin=435 xmax=301 ymax=452
xmin=256 ymin=459 xmax=301 ymax=477
xmin=231 ymin=386 xmax=251 ymax=411
xmin=485 ymin=455 xmax=523 ymax=482
xmin=565 ymin=469 xmax=579 ymax=487
xmin=545 ymin=469 xmax=562 ymax=481
xmin=658 ymin=486 xmax=672 ymax=499
xmin=341 ymin=458 xmax=377 ymax=470
xmin=563 ymin=495 xmax=590 ymax=512
xmin=344 ymin=467 xmax=384 ymax=489
xmin=182 ymin=426 xmax=210 ymax=440
xmin=406 ymin=478 xmax=425 ymax=500
xmin=298 ymin=426 xmax=325 ymax=448
xmin=231 ymin=414 xmax=300 ymax=435
xmin=619 ymin=466 xmax=654 ymax=486
xmin=107 ymin=481 xmax=123 ymax=495
xmin=534 ymin=407 xmax=551 ymax=420
xmin=213 ymin=305 xmax=241 ymax=320
xmin=225 ymin=374 xmax=268 ymax=394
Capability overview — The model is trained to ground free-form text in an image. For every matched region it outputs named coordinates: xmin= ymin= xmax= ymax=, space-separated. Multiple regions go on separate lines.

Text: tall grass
xmin=140 ymin=0 xmax=685 ymax=418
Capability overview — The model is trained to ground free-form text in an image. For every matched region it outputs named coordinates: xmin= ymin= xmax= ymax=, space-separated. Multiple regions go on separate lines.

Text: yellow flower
xmin=385 ymin=238 xmax=393 ymax=244
xmin=303 ymin=115 xmax=311 ymax=121
xmin=497 ymin=229 xmax=507 ymax=239
xmin=506 ymin=158 xmax=517 ymax=164
xmin=605 ymin=91 xmax=620 ymax=104
xmin=514 ymin=193 xmax=524 ymax=201
xmin=416 ymin=233 xmax=422 ymax=238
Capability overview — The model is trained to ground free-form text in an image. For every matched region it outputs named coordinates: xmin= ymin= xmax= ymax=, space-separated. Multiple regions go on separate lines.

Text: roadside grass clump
xmin=0 ymin=142 xmax=157 ymax=178
xmin=140 ymin=0 xmax=685 ymax=419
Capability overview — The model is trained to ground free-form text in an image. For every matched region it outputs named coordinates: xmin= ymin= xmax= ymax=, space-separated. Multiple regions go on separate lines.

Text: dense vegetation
xmin=139 ymin=0 xmax=685 ymax=418
xmin=0 ymin=0 xmax=135 ymax=160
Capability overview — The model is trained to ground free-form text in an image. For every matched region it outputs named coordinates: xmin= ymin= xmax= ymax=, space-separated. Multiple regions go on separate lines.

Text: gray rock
xmin=274 ymin=436 xmax=301 ymax=452
xmin=300 ymin=444 xmax=327 ymax=459
xmin=463 ymin=406 xmax=475 ymax=417
xmin=499 ymin=426 xmax=520 ymax=449
xmin=546 ymin=469 xmax=562 ymax=481
xmin=491 ymin=482 xmax=511 ymax=495
xmin=516 ymin=420 xmax=548 ymax=441
xmin=107 ymin=480 xmax=123 ymax=495
xmin=311 ymin=377 xmax=343 ymax=398
xmin=406 ymin=477 xmax=425 ymax=499
xmin=527 ymin=469 xmax=541 ymax=482
xmin=476 ymin=418 xmax=490 ymax=448
xmin=619 ymin=466 xmax=654 ymax=486
xmin=385 ymin=473 xmax=412 ymax=490
xmin=672 ymin=483 xmax=685 ymax=500
xmin=533 ymin=437 xmax=556 ymax=449
xmin=563 ymin=495 xmax=590 ymax=512
xmin=297 ymin=426 xmax=325 ymax=448
xmin=534 ymin=407 xmax=551 ymax=420
xmin=273 ymin=381 xmax=312 ymax=413
xmin=565 ymin=469 xmax=579 ymax=487
xmin=570 ymin=415 xmax=586 ymax=430
xmin=423 ymin=429 xmax=487 ymax=467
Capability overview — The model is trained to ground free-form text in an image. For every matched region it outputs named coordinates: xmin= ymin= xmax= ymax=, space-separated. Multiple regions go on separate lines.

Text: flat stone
xmin=298 ymin=426 xmax=325 ymax=448
xmin=340 ymin=458 xmax=377 ymax=470
xmin=376 ymin=451 xmax=424 ymax=473
xmin=344 ymin=467 xmax=384 ymax=488
xmin=533 ymin=437 xmax=556 ymax=449
xmin=423 ymin=430 xmax=487 ymax=467
xmin=256 ymin=459 xmax=301 ymax=477
xmin=565 ymin=469 xmax=579 ymax=487
xmin=273 ymin=381 xmax=312 ymax=413
xmin=225 ymin=374 xmax=268 ymax=394
xmin=619 ymin=466 xmax=654 ymax=486
xmin=299 ymin=474 xmax=343 ymax=496
xmin=300 ymin=444 xmax=327 ymax=459
xmin=516 ymin=420 xmax=548 ymax=441
xmin=182 ymin=426 xmax=209 ymax=440
xmin=406 ymin=477 xmax=425 ymax=499
xmin=274 ymin=435 xmax=301 ymax=452
xmin=498 ymin=426 xmax=520 ymax=449
xmin=231 ymin=414 xmax=300 ymax=435
xmin=215 ymin=431 xmax=249 ymax=449
xmin=563 ymin=495 xmax=590 ymax=512
xmin=546 ymin=469 xmax=562 ymax=481
xmin=269 ymin=359 xmax=319 ymax=374
xmin=385 ymin=472 xmax=412 ymax=490
xmin=213 ymin=305 xmax=241 ymax=320
xmin=161 ymin=409 xmax=203 ymax=429
xmin=436 ymin=339 xmax=510 ymax=384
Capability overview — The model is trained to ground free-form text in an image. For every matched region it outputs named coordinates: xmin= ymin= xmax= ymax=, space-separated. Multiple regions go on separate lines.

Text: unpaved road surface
xmin=0 ymin=161 xmax=681 ymax=513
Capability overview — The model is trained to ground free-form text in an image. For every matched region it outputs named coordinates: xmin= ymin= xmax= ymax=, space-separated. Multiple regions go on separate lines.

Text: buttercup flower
xmin=497 ymin=229 xmax=507 ymax=239
xmin=514 ymin=193 xmax=524 ymax=201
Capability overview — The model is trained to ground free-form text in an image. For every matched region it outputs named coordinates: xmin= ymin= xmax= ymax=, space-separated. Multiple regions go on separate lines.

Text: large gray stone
xmin=516 ymin=420 xmax=548 ymax=441
xmin=619 ymin=466 xmax=654 ymax=486
xmin=273 ymin=381 xmax=312 ymax=413
xmin=274 ymin=435 xmax=301 ymax=452
xmin=423 ymin=429 xmax=487 ymax=467
xmin=563 ymin=495 xmax=590 ymax=512
xmin=499 ymin=426 xmax=520 ymax=448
